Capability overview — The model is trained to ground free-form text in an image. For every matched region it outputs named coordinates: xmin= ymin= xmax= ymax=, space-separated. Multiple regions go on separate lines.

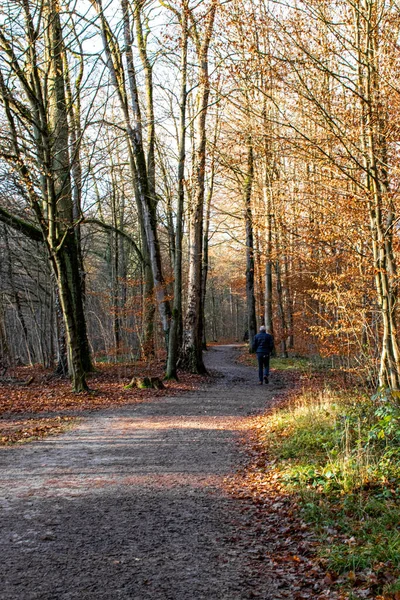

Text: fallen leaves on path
xmin=225 ymin=439 xmax=338 ymax=599
xmin=223 ymin=384 xmax=349 ymax=600
xmin=0 ymin=416 xmax=75 ymax=445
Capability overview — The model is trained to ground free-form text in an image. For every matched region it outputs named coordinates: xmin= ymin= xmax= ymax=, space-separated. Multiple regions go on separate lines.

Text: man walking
xmin=253 ymin=326 xmax=274 ymax=384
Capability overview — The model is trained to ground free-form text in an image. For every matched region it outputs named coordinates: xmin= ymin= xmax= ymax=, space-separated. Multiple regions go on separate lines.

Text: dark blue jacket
xmin=253 ymin=331 xmax=274 ymax=355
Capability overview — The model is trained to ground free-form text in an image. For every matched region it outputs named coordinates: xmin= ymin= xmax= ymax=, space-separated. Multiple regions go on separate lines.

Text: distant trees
xmin=213 ymin=0 xmax=400 ymax=387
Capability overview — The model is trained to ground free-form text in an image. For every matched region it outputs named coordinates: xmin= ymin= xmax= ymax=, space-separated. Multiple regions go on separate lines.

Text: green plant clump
xmin=259 ymin=386 xmax=400 ymax=581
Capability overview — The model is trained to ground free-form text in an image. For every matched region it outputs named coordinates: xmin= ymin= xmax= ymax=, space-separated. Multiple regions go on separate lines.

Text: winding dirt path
xmin=0 ymin=345 xmax=287 ymax=600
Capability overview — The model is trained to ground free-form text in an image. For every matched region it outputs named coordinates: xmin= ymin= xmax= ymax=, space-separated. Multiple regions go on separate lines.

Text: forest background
xmin=1 ymin=0 xmax=400 ymax=392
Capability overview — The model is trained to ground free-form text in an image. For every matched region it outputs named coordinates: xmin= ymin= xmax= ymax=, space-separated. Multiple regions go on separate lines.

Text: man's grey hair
xmin=259 ymin=325 xmax=266 ymax=332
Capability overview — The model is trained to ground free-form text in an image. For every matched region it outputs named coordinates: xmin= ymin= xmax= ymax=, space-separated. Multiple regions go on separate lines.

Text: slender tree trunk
xmin=276 ymin=260 xmax=288 ymax=357
xmin=283 ymin=251 xmax=294 ymax=349
xmin=4 ymin=230 xmax=32 ymax=364
xmin=244 ymin=139 xmax=257 ymax=352
xmin=0 ymin=296 xmax=9 ymax=372
xmin=166 ymin=2 xmax=188 ymax=379
xmin=113 ymin=232 xmax=121 ymax=357
xmin=201 ymin=123 xmax=217 ymax=351
xmin=54 ymin=284 xmax=68 ymax=376
xmin=235 ymin=295 xmax=240 ymax=342
xmin=264 ymin=188 xmax=274 ymax=337
xmin=355 ymin=0 xmax=400 ymax=389
xmin=131 ymin=0 xmax=158 ymax=357
xmin=210 ymin=276 xmax=218 ymax=342
xmin=134 ymin=0 xmax=156 ymax=202
xmin=274 ymin=216 xmax=288 ymax=357
xmin=255 ymin=228 xmax=265 ymax=326
xmin=181 ymin=1 xmax=217 ymax=373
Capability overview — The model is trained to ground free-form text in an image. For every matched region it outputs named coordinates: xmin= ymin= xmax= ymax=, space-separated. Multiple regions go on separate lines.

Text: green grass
xmin=300 ymin=492 xmax=400 ymax=572
xmin=241 ymin=351 xmax=326 ymax=374
xmin=270 ymin=357 xmax=311 ymax=371
xmin=258 ymin=384 xmax=400 ymax=584
xmin=270 ymin=355 xmax=335 ymax=372
xmin=384 ymin=578 xmax=400 ymax=596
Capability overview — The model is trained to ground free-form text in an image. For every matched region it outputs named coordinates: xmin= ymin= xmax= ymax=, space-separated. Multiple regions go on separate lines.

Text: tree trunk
xmin=0 ymin=296 xmax=9 ymax=372
xmin=283 ymin=251 xmax=294 ymax=349
xmin=255 ymin=229 xmax=265 ymax=327
xmin=54 ymin=284 xmax=68 ymax=376
xmin=201 ymin=129 xmax=217 ymax=351
xmin=46 ymin=0 xmax=90 ymax=390
xmin=355 ymin=0 xmax=400 ymax=389
xmin=0 ymin=0 xmax=92 ymax=389
xmin=181 ymin=1 xmax=217 ymax=373
xmin=4 ymin=229 xmax=33 ymax=364
xmin=166 ymin=2 xmax=188 ymax=379
xmin=274 ymin=216 xmax=288 ymax=357
xmin=244 ymin=139 xmax=257 ymax=353
xmin=264 ymin=189 xmax=274 ymax=337
xmin=52 ymin=237 xmax=88 ymax=389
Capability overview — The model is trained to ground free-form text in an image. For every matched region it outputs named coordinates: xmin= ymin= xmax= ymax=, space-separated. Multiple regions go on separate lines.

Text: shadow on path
xmin=0 ymin=345 xmax=285 ymax=600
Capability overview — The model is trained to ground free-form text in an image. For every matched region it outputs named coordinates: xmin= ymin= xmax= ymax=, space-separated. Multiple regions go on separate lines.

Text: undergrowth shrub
xmin=259 ymin=385 xmax=400 ymax=585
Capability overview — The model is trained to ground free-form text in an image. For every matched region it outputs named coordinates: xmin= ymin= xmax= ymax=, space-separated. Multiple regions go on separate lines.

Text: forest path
xmin=0 ymin=345 xmax=288 ymax=600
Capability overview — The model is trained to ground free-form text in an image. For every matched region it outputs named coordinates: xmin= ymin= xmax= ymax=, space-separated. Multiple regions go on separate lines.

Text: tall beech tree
xmin=353 ymin=0 xmax=400 ymax=388
xmin=181 ymin=0 xmax=217 ymax=373
xmin=91 ymin=0 xmax=172 ymax=351
xmin=244 ymin=136 xmax=257 ymax=353
xmin=165 ymin=0 xmax=189 ymax=380
xmin=201 ymin=111 xmax=219 ymax=351
xmin=0 ymin=0 xmax=92 ymax=391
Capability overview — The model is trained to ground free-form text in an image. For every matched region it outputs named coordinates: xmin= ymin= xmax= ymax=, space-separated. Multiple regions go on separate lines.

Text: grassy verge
xmin=255 ymin=364 xmax=400 ymax=598
xmin=237 ymin=348 xmax=331 ymax=375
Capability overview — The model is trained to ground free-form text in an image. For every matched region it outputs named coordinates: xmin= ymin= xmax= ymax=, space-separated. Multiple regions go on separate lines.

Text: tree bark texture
xmin=181 ymin=1 xmax=217 ymax=373
xmin=46 ymin=0 xmax=91 ymax=388
xmin=264 ymin=188 xmax=274 ymax=337
xmin=166 ymin=2 xmax=188 ymax=379
xmin=0 ymin=0 xmax=92 ymax=390
xmin=355 ymin=0 xmax=400 ymax=389
xmin=201 ymin=118 xmax=217 ymax=351
xmin=244 ymin=139 xmax=257 ymax=353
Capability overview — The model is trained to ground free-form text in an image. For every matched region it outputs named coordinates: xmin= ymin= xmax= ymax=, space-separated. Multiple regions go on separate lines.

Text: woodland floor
xmin=0 ymin=345 xmax=331 ymax=599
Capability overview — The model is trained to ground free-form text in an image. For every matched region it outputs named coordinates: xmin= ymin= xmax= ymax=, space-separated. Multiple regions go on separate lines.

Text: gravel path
xmin=0 ymin=345 xmax=286 ymax=600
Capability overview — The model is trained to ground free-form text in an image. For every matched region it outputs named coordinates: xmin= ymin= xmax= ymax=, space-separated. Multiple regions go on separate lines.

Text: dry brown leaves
xmin=224 ymin=418 xmax=340 ymax=598
xmin=0 ymin=416 xmax=75 ymax=445
xmin=223 ymin=373 xmax=381 ymax=600
xmin=0 ymin=360 xmax=207 ymax=445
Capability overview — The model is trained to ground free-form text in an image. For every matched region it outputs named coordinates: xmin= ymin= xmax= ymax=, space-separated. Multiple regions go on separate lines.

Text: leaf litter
xmin=0 ymin=360 xmax=207 ymax=445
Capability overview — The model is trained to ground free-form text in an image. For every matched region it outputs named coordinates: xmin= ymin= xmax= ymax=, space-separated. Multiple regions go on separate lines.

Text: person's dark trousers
xmin=257 ymin=353 xmax=270 ymax=382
